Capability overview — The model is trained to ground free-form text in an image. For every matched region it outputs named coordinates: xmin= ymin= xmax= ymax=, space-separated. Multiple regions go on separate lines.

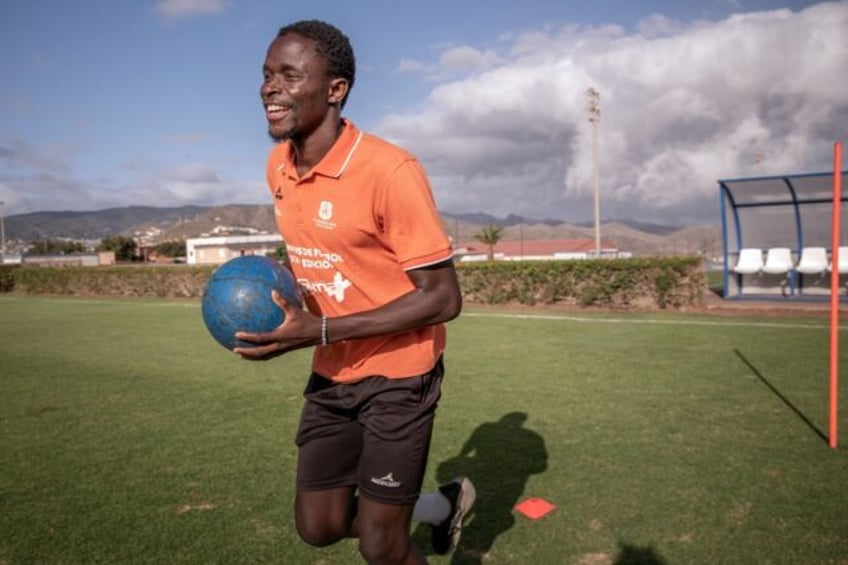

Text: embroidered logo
xmin=313 ymin=200 xmax=337 ymax=230
xmin=370 ymin=473 xmax=401 ymax=488
xmin=318 ymin=201 xmax=333 ymax=220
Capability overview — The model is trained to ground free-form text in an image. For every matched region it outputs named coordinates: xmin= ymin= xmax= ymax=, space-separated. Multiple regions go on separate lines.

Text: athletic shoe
xmin=431 ymin=476 xmax=476 ymax=554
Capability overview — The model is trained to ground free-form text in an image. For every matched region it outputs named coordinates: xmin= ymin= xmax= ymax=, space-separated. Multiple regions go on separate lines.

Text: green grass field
xmin=2 ymin=295 xmax=847 ymax=564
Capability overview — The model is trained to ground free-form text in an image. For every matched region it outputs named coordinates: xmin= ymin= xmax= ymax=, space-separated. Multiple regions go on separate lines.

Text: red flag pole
xmin=829 ymin=141 xmax=842 ymax=449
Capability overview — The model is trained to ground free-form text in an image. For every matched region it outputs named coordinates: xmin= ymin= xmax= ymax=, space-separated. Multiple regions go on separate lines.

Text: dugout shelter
xmin=719 ymin=170 xmax=848 ymax=300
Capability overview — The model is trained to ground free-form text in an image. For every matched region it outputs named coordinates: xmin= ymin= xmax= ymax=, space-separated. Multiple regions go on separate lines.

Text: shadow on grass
xmin=614 ymin=542 xmax=668 ymax=564
xmin=414 ymin=411 xmax=548 ymax=564
xmin=734 ymin=349 xmax=827 ymax=443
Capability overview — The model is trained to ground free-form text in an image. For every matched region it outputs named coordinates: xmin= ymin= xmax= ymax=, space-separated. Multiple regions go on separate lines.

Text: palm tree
xmin=475 ymin=224 xmax=503 ymax=261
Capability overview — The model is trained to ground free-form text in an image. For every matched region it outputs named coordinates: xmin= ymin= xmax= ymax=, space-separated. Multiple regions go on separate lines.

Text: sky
xmin=1 ymin=0 xmax=846 ymax=226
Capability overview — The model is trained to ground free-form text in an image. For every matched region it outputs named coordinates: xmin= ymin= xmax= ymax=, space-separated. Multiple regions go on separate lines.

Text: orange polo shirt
xmin=266 ymin=120 xmax=453 ymax=383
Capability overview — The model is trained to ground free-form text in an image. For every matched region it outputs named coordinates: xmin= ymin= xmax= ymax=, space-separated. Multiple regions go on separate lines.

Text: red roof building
xmin=454 ymin=238 xmax=627 ymax=262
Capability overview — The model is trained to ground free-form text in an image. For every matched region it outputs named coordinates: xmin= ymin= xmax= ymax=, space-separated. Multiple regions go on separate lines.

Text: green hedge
xmin=0 ymin=257 xmax=706 ymax=309
xmin=458 ymin=257 xmax=705 ymax=309
xmin=8 ymin=264 xmax=212 ymax=299
xmin=0 ymin=265 xmax=18 ymax=293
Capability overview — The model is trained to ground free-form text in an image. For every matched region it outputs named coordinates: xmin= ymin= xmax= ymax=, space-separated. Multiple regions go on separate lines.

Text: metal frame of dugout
xmin=719 ymin=170 xmax=848 ymax=301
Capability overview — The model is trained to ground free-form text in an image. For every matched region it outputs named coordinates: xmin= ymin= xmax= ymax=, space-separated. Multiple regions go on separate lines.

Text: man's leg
xmin=295 ymin=487 xmax=428 ymax=564
xmin=356 ymin=496 xmax=426 ymax=565
xmin=294 ymin=482 xmax=475 ymax=562
xmin=295 ymin=487 xmax=357 ymax=547
xmin=294 ymin=374 xmax=363 ymax=546
xmin=354 ymin=365 xmax=444 ymax=563
xmin=296 ymin=489 xmax=426 ymax=564
xmin=418 ymin=477 xmax=476 ymax=555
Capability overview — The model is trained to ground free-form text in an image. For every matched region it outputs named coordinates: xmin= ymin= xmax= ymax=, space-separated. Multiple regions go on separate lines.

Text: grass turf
xmin=1 ymin=295 xmax=847 ymax=564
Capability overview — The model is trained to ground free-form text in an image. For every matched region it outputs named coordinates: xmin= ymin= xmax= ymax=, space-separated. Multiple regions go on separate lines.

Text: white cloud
xmin=397 ymin=46 xmax=503 ymax=81
xmin=130 ymin=162 xmax=263 ymax=207
xmin=0 ymin=137 xmax=72 ymax=175
xmin=164 ymin=163 xmax=221 ymax=185
xmin=377 ymin=2 xmax=848 ymax=224
xmin=636 ymin=14 xmax=685 ymax=38
xmin=0 ymin=153 xmax=264 ymax=215
xmin=397 ymin=59 xmax=427 ymax=73
xmin=154 ymin=0 xmax=227 ymax=20
xmin=4 ymin=2 xmax=846 ymax=227
xmin=439 ymin=46 xmax=503 ymax=73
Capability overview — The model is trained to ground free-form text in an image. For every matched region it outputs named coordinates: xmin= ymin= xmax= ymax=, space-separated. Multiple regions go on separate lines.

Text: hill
xmin=4 ymin=205 xmax=277 ymax=242
xmin=3 ymin=205 xmax=721 ymax=257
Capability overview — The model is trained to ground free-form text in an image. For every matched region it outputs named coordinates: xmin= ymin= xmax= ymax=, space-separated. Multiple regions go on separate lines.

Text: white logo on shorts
xmin=371 ymin=472 xmax=402 ymax=488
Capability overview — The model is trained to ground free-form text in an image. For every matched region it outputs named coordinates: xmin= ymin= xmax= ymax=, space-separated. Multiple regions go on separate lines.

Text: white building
xmin=186 ymin=234 xmax=284 ymax=265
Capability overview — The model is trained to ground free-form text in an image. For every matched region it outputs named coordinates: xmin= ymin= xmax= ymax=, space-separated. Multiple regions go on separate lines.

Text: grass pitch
xmin=1 ymin=295 xmax=847 ymax=564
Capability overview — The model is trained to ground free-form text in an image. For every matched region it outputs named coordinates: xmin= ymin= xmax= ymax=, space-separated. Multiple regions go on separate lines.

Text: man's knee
xmin=295 ymin=487 xmax=355 ymax=547
xmin=358 ymin=536 xmax=408 ymax=564
xmin=295 ymin=516 xmax=347 ymax=547
xmin=295 ymin=503 xmax=350 ymax=547
xmin=357 ymin=523 xmax=416 ymax=564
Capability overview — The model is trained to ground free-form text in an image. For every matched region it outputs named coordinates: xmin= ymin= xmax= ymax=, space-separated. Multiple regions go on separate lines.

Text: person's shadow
xmin=414 ymin=411 xmax=548 ymax=563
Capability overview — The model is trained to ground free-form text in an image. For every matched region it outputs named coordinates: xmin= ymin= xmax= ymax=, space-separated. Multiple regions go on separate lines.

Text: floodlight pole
xmin=0 ymin=200 xmax=5 ymax=257
xmin=587 ymin=87 xmax=602 ymax=258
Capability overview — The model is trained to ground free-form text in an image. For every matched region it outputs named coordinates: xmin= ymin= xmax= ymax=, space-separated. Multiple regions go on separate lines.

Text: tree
xmin=154 ymin=239 xmax=186 ymax=258
xmin=97 ymin=235 xmax=136 ymax=262
xmin=268 ymin=244 xmax=289 ymax=263
xmin=26 ymin=239 xmax=85 ymax=255
xmin=474 ymin=225 xmax=503 ymax=261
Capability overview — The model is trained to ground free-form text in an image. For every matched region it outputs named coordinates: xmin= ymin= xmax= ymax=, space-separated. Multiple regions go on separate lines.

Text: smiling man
xmin=234 ymin=20 xmax=475 ymax=564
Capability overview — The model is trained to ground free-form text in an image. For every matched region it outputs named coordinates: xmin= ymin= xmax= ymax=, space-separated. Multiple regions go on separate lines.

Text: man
xmin=234 ymin=20 xmax=475 ymax=565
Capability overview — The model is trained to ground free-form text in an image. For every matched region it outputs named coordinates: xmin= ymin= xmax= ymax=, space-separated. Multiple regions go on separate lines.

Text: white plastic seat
xmin=828 ymin=246 xmax=848 ymax=274
xmin=761 ymin=247 xmax=794 ymax=275
xmin=796 ymin=247 xmax=828 ymax=275
xmin=733 ymin=248 xmax=763 ymax=274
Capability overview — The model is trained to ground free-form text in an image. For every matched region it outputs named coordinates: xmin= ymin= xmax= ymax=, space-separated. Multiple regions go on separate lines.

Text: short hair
xmin=278 ymin=20 xmax=356 ymax=107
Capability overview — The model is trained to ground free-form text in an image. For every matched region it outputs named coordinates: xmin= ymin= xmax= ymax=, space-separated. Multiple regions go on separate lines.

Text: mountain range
xmin=2 ymin=204 xmax=723 ymax=257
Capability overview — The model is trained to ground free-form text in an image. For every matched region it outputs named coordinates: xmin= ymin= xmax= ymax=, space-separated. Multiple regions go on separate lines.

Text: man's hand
xmin=233 ymin=290 xmax=321 ymax=361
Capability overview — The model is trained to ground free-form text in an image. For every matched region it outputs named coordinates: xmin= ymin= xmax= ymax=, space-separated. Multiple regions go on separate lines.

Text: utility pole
xmin=587 ymin=87 xmax=601 ymax=258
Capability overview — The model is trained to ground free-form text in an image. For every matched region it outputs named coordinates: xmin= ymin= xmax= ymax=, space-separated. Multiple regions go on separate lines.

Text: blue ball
xmin=201 ymin=255 xmax=300 ymax=351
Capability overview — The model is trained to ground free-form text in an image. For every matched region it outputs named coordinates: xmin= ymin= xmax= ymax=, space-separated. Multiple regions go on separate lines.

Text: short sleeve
xmin=376 ymin=159 xmax=453 ymax=270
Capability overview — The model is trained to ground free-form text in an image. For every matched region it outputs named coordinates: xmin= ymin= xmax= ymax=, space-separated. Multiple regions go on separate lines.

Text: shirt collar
xmin=279 ymin=118 xmax=363 ymax=181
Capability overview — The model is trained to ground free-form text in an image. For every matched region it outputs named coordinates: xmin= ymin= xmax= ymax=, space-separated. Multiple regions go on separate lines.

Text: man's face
xmin=261 ymin=33 xmax=332 ymax=142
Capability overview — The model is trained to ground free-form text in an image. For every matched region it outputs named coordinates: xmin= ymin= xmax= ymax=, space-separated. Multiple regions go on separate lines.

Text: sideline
xmin=2 ymin=295 xmax=841 ymax=330
xmin=0 ymin=295 xmax=197 ymax=307
xmin=461 ymin=311 xmax=840 ymax=331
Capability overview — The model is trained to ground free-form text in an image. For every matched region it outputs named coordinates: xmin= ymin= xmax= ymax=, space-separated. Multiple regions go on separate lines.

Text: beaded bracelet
xmin=321 ymin=315 xmax=329 ymax=346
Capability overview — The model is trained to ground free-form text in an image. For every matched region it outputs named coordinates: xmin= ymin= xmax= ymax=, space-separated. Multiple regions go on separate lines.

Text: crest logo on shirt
xmin=314 ymin=200 xmax=336 ymax=230
xmin=319 ymin=201 xmax=333 ymax=221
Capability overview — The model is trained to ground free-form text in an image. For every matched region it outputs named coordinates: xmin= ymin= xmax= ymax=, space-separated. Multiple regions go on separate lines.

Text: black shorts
xmin=295 ymin=358 xmax=443 ymax=505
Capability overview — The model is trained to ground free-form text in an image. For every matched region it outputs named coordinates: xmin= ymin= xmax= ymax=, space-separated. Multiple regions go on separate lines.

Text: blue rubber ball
xmin=201 ymin=255 xmax=300 ymax=350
